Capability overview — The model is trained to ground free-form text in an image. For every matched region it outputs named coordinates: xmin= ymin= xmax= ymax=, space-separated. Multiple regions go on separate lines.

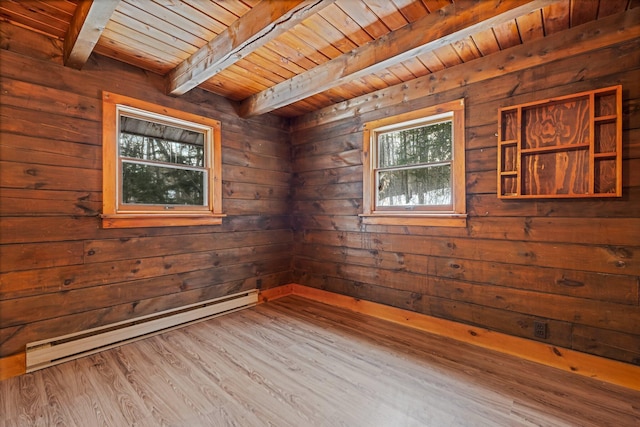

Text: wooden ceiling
xmin=0 ymin=0 xmax=635 ymax=118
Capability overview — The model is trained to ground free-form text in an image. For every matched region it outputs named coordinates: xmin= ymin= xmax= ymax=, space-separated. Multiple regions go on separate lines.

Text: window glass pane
xmin=120 ymin=116 xmax=204 ymax=167
xmin=377 ymin=164 xmax=451 ymax=206
xmin=122 ymin=162 xmax=205 ymax=205
xmin=378 ymin=121 xmax=452 ymax=168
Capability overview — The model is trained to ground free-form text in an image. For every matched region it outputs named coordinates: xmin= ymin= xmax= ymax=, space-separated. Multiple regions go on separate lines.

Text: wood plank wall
xmin=0 ymin=24 xmax=293 ymax=362
xmin=290 ymin=13 xmax=640 ymax=365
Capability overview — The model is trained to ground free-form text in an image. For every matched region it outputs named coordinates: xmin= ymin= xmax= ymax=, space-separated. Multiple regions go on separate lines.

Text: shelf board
xmin=521 ymin=143 xmax=590 ymax=155
xmin=500 ymin=192 xmax=620 ymax=199
xmin=499 ymin=139 xmax=518 ymax=145
xmin=594 ymin=115 xmax=617 ymax=123
xmin=594 ymin=152 xmax=617 ymax=159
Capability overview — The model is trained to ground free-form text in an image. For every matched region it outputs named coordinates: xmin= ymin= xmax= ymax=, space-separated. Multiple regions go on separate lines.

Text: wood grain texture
xmin=290 ymin=27 xmax=640 ymax=366
xmin=238 ymin=0 xmax=555 ymax=117
xmin=0 ymin=33 xmax=293 ymax=360
xmin=0 ymin=353 xmax=25 ymax=381
xmin=0 ymin=0 xmax=633 ymax=117
xmin=167 ymin=0 xmax=337 ymax=95
xmin=2 ymin=296 xmax=638 ymax=426
xmin=499 ymin=86 xmax=622 ymax=198
xmin=288 ymin=284 xmax=640 ymax=390
xmin=291 ymin=7 xmax=640 ymax=129
xmin=63 ymin=0 xmax=119 ymax=69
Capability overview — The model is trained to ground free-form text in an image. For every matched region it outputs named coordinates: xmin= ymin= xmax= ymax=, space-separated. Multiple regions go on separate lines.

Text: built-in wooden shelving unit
xmin=498 ymin=85 xmax=622 ymax=199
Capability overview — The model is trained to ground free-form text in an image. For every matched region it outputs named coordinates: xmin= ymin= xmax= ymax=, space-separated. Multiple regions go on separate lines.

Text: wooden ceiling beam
xmin=291 ymin=7 xmax=640 ymax=130
xmin=167 ymin=0 xmax=337 ymax=96
xmin=63 ymin=0 xmax=119 ymax=70
xmin=238 ymin=0 xmax=557 ymax=118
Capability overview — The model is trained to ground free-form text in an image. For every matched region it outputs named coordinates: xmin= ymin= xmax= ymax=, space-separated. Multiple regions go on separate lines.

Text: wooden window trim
xmin=361 ymin=99 xmax=467 ymax=227
xmin=102 ymin=91 xmax=225 ymax=228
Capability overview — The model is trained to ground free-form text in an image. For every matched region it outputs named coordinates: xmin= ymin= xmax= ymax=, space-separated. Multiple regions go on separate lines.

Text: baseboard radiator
xmin=26 ymin=289 xmax=258 ymax=372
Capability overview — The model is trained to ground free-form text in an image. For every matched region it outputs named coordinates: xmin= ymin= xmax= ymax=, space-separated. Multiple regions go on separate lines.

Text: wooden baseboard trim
xmin=270 ymin=283 xmax=640 ymax=391
xmin=5 ymin=284 xmax=638 ymax=390
xmin=0 ymin=352 xmax=26 ymax=381
xmin=258 ymin=284 xmax=294 ymax=303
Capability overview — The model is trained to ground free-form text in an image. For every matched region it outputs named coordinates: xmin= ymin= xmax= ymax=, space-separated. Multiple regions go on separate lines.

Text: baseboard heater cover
xmin=26 ymin=289 xmax=258 ymax=372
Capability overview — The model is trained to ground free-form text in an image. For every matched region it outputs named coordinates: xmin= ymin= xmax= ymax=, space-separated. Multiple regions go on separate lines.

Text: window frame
xmin=102 ymin=91 xmax=224 ymax=228
xmin=361 ymin=99 xmax=467 ymax=227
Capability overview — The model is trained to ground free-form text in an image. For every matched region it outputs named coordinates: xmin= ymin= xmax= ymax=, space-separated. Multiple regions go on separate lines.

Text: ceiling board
xmin=0 ymin=0 xmax=634 ymax=118
xmin=542 ymin=0 xmax=570 ymax=35
xmin=0 ymin=0 xmax=71 ymax=39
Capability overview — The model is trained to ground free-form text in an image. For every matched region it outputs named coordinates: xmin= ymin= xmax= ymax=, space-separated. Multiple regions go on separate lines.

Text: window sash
xmin=373 ymin=120 xmax=454 ymax=210
xmin=120 ymin=157 xmax=208 ymax=173
xmin=119 ymin=132 xmax=205 ymax=168
xmin=119 ymin=159 xmax=209 ymax=207
xmin=376 ymin=119 xmax=453 ymax=169
xmin=374 ymin=164 xmax=453 ymax=211
xmin=115 ymin=105 xmax=212 ymax=211
xmin=375 ymin=160 xmax=451 ymax=173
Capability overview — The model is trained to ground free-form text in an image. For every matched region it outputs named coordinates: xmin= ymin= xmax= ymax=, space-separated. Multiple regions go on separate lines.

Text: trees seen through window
xmin=377 ymin=120 xmax=453 ymax=207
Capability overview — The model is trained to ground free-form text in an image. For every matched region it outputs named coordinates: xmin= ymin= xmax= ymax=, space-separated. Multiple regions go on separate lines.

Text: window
xmin=361 ymin=99 xmax=466 ymax=227
xmin=102 ymin=92 xmax=224 ymax=228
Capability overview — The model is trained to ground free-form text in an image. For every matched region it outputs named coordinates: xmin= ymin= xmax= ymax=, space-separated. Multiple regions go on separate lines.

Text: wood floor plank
xmin=259 ymin=301 xmax=520 ymax=425
xmin=1 ymin=295 xmax=639 ymax=426
xmin=273 ymin=297 xmax=639 ymax=420
xmin=183 ymin=322 xmax=338 ymax=426
xmin=78 ymin=352 xmax=151 ymax=425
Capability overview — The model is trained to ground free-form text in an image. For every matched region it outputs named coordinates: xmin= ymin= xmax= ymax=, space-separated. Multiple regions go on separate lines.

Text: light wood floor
xmin=2 ymin=296 xmax=639 ymax=427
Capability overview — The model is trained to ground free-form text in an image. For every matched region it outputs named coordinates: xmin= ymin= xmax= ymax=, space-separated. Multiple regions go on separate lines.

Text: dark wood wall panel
xmin=291 ymin=36 xmax=640 ymax=364
xmin=0 ymin=27 xmax=292 ymax=359
xmin=293 ymin=242 xmax=637 ymax=304
xmin=1 ymin=242 xmax=293 ymax=301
